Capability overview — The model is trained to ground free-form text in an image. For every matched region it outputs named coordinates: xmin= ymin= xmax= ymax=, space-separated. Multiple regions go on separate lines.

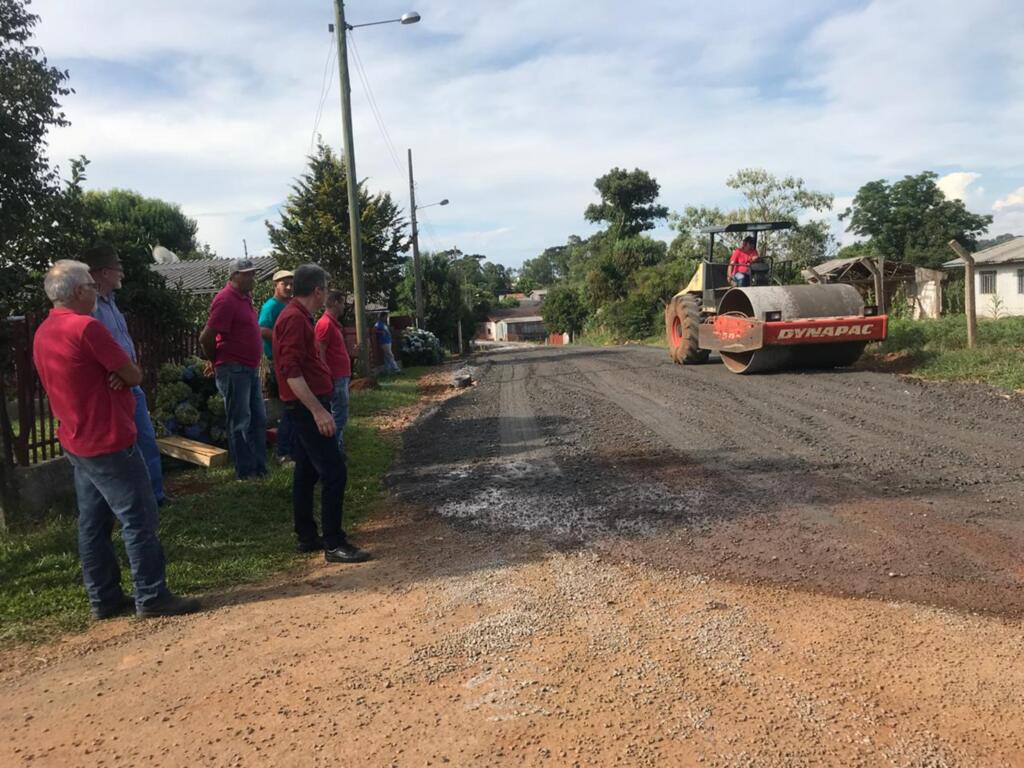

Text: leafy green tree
xmin=266 ymin=142 xmax=408 ymax=303
xmin=0 ymin=0 xmax=74 ymax=317
xmin=727 ymin=168 xmax=833 ymax=223
xmin=68 ymin=187 xmax=209 ymax=326
xmin=393 ymin=251 xmax=467 ymax=347
xmin=520 ymin=244 xmax=571 ymax=288
xmin=480 ymin=261 xmax=513 ymax=297
xmin=840 ymin=171 xmax=992 ymax=268
xmin=541 ymin=285 xmax=588 ymax=340
xmin=668 ymin=206 xmax=729 ymax=262
xmin=584 ymin=168 xmax=669 ymax=237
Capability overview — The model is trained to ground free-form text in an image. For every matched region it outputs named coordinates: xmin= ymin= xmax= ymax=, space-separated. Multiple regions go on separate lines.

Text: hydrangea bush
xmin=399 ymin=327 xmax=443 ymax=366
xmin=153 ymin=356 xmax=227 ymax=445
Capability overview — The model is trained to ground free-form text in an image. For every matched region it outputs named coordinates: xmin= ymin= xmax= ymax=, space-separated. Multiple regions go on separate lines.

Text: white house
xmin=943 ymin=236 xmax=1024 ymax=318
xmin=476 ymin=300 xmax=548 ymax=342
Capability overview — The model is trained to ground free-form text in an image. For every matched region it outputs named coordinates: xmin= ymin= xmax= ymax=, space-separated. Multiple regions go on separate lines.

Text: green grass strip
xmin=0 ymin=366 xmax=431 ymax=645
xmin=866 ymin=316 xmax=1024 ymax=391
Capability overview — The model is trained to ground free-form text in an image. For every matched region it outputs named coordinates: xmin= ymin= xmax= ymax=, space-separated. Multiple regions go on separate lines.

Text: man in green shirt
xmin=259 ymin=270 xmax=294 ymax=462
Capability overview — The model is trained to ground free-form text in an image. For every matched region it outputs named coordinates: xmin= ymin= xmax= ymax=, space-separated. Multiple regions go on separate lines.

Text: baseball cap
xmin=229 ymin=258 xmax=259 ymax=275
xmin=272 ymin=269 xmax=294 ymax=282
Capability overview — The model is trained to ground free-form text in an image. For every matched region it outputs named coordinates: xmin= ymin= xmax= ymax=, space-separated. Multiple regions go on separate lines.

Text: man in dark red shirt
xmin=200 ymin=258 xmax=266 ymax=479
xmin=314 ymin=290 xmax=352 ymax=450
xmin=728 ymin=236 xmax=761 ymax=287
xmin=33 ymin=260 xmax=199 ymax=619
xmin=273 ymin=264 xmax=369 ymax=563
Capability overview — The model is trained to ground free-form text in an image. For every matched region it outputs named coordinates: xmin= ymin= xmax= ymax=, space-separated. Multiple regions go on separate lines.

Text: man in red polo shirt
xmin=727 ymin=236 xmax=760 ymax=287
xmin=273 ymin=264 xmax=369 ymax=563
xmin=199 ymin=258 xmax=266 ymax=479
xmin=314 ymin=289 xmax=352 ymax=450
xmin=33 ymin=260 xmax=199 ymax=619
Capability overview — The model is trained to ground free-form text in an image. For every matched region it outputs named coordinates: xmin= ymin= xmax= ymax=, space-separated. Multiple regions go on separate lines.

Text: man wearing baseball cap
xmin=258 ymin=269 xmax=295 ymax=463
xmin=82 ymin=242 xmax=168 ymax=506
xmin=199 ymin=258 xmax=267 ymax=479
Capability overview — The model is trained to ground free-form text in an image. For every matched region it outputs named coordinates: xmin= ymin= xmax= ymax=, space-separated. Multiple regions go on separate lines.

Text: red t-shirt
xmin=728 ymin=248 xmax=759 ymax=276
xmin=207 ymin=283 xmax=262 ymax=368
xmin=314 ymin=313 xmax=352 ymax=379
xmin=32 ymin=308 xmax=137 ymax=457
xmin=273 ymin=300 xmax=333 ymax=401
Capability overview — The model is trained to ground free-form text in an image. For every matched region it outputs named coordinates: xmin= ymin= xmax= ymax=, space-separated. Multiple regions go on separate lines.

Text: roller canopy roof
xmin=699 ymin=221 xmax=795 ymax=234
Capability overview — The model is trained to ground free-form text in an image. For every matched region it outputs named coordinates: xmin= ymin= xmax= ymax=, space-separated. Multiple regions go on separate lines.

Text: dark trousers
xmin=65 ymin=445 xmax=170 ymax=611
xmin=288 ymin=399 xmax=348 ymax=548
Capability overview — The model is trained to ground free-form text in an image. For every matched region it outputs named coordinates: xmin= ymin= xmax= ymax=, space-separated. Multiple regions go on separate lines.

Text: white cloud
xmin=937 ymin=172 xmax=982 ymax=202
xmin=992 ymin=186 xmax=1024 ymax=236
xmin=994 ymin=187 xmax=1024 ymax=211
xmin=28 ymin=0 xmax=1024 ymax=267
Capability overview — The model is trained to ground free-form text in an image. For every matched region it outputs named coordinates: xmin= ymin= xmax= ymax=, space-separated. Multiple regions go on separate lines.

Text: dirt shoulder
xmin=2 ymin=347 xmax=1023 ymax=767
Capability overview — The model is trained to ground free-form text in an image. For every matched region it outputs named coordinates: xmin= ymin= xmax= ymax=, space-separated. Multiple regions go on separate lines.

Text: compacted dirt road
xmin=3 ymin=345 xmax=1024 ymax=767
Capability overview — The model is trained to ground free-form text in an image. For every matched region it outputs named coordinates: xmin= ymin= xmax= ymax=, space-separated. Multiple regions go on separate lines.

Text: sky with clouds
xmin=32 ymin=0 xmax=1024 ymax=267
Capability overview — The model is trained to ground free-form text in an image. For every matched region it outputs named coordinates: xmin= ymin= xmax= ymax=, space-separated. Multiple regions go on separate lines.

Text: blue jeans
xmin=381 ymin=343 xmax=401 ymax=374
xmin=65 ymin=445 xmax=170 ymax=612
xmin=288 ymin=399 xmax=348 ymax=548
xmin=132 ymin=387 xmax=165 ymax=502
xmin=215 ymin=364 xmax=267 ymax=479
xmin=330 ymin=376 xmax=350 ymax=450
xmin=731 ymin=272 xmax=750 ymax=287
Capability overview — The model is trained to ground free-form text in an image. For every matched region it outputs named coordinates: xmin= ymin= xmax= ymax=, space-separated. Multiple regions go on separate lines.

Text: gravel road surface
xmin=2 ymin=346 xmax=1023 ymax=767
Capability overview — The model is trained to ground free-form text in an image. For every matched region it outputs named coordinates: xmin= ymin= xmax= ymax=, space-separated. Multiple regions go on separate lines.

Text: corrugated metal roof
xmin=486 ymin=300 xmax=545 ymax=321
xmin=943 ymin=236 xmax=1024 ymax=268
xmin=152 ymin=256 xmax=278 ymax=295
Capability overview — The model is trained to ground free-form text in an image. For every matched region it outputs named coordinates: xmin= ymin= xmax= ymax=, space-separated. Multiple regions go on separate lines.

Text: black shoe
xmin=136 ymin=593 xmax=201 ymax=618
xmin=324 ymin=543 xmax=371 ymax=563
xmin=157 ymin=494 xmax=174 ymax=508
xmin=296 ymin=536 xmax=324 ymax=553
xmin=91 ymin=594 xmax=135 ymax=621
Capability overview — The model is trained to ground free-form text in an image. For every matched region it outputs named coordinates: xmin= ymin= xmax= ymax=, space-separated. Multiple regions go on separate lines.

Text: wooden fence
xmin=1 ymin=315 xmax=199 ymax=467
xmin=1 ymin=313 xmax=401 ymax=466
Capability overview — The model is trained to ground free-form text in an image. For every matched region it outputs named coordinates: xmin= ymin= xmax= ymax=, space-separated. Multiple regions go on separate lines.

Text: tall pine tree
xmin=266 ymin=142 xmax=408 ymax=303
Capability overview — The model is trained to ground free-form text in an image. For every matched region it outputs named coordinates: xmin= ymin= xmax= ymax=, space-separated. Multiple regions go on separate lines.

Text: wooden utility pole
xmin=861 ymin=257 xmax=884 ymax=310
xmin=948 ymin=240 xmax=977 ymax=349
xmin=407 ymin=148 xmax=425 ymax=328
xmin=333 ymin=0 xmax=371 ymax=377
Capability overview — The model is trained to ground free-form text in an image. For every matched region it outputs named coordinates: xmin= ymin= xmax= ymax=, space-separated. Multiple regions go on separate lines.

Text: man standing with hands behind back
xmin=199 ymin=259 xmax=266 ymax=479
xmin=273 ymin=264 xmax=369 ymax=563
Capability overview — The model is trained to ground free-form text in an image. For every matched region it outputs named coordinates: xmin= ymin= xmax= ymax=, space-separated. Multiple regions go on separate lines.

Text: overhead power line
xmin=348 ymin=30 xmax=405 ymax=176
xmin=310 ymin=32 xmax=337 ymax=156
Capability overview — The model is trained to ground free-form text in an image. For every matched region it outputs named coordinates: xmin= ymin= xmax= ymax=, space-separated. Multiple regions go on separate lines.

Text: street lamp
xmin=331 ymin=2 xmax=419 ymax=377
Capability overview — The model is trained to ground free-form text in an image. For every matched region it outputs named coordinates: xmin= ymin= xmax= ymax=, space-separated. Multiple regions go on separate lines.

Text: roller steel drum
xmin=716 ymin=284 xmax=867 ymax=374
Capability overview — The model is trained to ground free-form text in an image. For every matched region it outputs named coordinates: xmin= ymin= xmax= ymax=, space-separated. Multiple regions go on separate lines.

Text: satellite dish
xmin=152 ymin=245 xmax=179 ymax=264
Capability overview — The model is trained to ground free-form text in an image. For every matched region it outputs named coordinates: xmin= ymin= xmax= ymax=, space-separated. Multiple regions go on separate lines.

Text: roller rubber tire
xmin=666 ymin=295 xmax=709 ymax=365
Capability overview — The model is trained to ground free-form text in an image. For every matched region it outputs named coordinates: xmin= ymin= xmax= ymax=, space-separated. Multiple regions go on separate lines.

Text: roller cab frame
xmin=665 ymin=221 xmax=888 ymax=373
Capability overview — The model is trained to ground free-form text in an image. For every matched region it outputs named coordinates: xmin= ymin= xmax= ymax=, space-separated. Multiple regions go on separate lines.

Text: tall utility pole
xmin=407 ymin=148 xmax=425 ymax=328
xmin=332 ymin=0 xmax=371 ymax=377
